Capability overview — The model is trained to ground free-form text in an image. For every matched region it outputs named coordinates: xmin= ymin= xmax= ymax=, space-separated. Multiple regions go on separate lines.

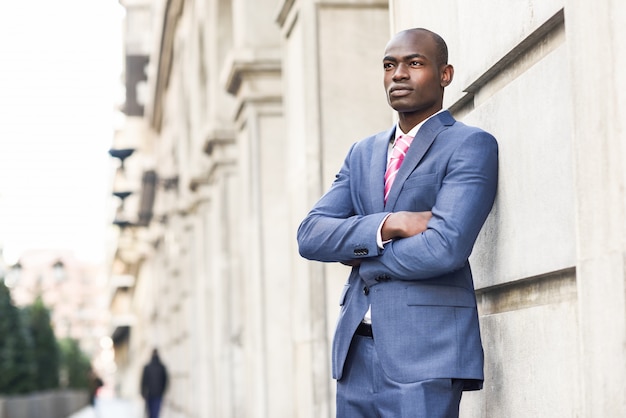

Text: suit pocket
xmin=401 ymin=172 xmax=438 ymax=190
xmin=396 ymin=172 xmax=439 ymax=209
xmin=406 ymin=284 xmax=476 ymax=307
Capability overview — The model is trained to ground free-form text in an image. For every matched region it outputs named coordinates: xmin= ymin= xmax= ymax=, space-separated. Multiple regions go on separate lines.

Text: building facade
xmin=107 ymin=0 xmax=626 ymax=417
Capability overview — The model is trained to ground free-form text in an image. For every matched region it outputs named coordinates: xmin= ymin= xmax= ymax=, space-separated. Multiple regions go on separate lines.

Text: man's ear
xmin=440 ymin=64 xmax=454 ymax=88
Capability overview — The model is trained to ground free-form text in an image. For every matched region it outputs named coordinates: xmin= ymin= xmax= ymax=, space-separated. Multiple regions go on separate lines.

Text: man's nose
xmin=392 ymin=63 xmax=409 ymax=80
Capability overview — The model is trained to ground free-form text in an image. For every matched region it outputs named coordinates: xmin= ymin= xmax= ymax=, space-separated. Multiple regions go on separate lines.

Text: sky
xmin=0 ymin=1 xmax=125 ymax=264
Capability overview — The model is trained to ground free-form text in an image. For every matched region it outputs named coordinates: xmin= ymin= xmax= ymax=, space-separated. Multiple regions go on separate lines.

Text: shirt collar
xmin=393 ymin=109 xmax=445 ymax=142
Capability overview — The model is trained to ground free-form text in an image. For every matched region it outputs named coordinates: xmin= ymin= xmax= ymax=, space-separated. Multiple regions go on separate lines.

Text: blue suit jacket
xmin=297 ymin=111 xmax=498 ymax=390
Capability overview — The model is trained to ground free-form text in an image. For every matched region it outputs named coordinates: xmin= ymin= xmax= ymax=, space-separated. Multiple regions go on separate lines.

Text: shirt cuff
xmin=376 ymin=213 xmax=393 ymax=249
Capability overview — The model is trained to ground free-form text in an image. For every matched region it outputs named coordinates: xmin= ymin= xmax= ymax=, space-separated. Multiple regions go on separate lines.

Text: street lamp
xmin=3 ymin=261 xmax=22 ymax=288
xmin=108 ymin=148 xmax=135 ymax=170
xmin=52 ymin=260 xmax=66 ymax=281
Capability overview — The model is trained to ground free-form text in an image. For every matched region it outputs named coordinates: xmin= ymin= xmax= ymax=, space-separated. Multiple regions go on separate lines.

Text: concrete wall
xmin=109 ymin=0 xmax=626 ymax=416
xmin=388 ymin=1 xmax=625 ymax=416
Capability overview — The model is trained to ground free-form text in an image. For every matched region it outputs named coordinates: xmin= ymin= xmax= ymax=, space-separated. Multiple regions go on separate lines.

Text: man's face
xmin=383 ymin=31 xmax=448 ymax=119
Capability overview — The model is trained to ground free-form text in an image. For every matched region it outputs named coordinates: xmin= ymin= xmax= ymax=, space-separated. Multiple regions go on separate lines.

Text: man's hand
xmin=338 ymin=211 xmax=432 ymax=267
xmin=381 ymin=211 xmax=432 ymax=241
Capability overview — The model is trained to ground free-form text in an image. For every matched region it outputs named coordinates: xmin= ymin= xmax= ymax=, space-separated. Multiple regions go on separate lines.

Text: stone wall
xmin=0 ymin=390 xmax=87 ymax=418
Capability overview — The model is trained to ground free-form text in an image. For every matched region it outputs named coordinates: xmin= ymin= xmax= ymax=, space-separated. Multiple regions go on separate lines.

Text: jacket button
xmin=363 ymin=286 xmax=369 ymax=296
xmin=376 ymin=275 xmax=390 ymax=282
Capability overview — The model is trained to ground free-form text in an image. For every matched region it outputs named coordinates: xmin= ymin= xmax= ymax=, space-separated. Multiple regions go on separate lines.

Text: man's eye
xmin=410 ymin=61 xmax=422 ymax=66
xmin=383 ymin=63 xmax=394 ymax=70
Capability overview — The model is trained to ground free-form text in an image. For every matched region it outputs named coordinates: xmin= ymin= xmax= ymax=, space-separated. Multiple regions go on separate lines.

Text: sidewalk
xmin=67 ymin=397 xmax=144 ymax=418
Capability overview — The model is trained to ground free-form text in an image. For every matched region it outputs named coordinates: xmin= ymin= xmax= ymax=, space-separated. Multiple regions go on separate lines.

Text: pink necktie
xmin=384 ymin=134 xmax=414 ymax=203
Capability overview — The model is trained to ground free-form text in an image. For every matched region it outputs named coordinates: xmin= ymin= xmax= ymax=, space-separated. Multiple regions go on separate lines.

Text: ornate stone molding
xmin=151 ymin=0 xmax=185 ymax=131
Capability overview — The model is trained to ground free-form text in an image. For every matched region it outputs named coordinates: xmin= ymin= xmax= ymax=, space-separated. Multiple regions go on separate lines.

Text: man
xmin=297 ymin=28 xmax=498 ymax=417
xmin=141 ymin=349 xmax=168 ymax=418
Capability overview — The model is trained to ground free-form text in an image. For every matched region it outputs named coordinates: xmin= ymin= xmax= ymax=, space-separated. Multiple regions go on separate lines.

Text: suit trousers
xmin=336 ymin=334 xmax=463 ymax=418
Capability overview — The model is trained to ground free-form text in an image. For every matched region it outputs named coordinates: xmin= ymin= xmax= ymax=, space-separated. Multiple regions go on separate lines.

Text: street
xmin=67 ymin=397 xmax=144 ymax=418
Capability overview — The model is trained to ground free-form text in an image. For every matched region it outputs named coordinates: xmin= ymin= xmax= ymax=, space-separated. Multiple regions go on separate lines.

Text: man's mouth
xmin=389 ymin=86 xmax=412 ymax=97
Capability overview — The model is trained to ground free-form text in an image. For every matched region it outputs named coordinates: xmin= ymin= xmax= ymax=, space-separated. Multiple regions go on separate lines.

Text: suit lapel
xmin=369 ymin=127 xmax=395 ymax=213
xmin=385 ymin=111 xmax=455 ymax=209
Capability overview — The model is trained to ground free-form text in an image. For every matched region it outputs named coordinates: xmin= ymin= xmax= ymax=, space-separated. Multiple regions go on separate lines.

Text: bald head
xmin=391 ymin=28 xmax=449 ymax=68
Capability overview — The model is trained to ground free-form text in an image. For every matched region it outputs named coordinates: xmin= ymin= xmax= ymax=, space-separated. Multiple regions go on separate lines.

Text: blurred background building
xmin=106 ymin=0 xmax=626 ymax=417
xmin=0 ymin=246 xmax=115 ymax=413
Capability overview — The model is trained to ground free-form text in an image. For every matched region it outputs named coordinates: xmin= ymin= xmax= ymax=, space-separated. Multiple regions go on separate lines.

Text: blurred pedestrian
xmin=140 ymin=349 xmax=168 ymax=418
xmin=88 ymin=369 xmax=103 ymax=407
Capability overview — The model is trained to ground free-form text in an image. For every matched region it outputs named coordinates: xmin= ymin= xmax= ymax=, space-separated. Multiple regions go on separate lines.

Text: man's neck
xmin=397 ymin=108 xmax=444 ymax=134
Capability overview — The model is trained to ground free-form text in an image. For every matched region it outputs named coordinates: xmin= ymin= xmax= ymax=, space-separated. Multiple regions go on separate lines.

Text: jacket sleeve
xmin=297 ymin=143 xmax=390 ymax=263
xmin=140 ymin=367 xmax=147 ymax=398
xmin=358 ymin=131 xmax=498 ymax=286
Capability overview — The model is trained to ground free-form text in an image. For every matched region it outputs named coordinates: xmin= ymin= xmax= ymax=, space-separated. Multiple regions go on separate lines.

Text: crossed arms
xmin=297 ymin=131 xmax=498 ymax=285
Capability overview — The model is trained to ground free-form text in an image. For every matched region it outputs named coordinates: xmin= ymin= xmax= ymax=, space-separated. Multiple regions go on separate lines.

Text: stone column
xmin=277 ymin=1 xmax=390 ymax=416
xmin=201 ymin=136 xmax=238 ymax=418
xmin=564 ymin=1 xmax=626 ymax=416
xmin=225 ymin=0 xmax=285 ymax=416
